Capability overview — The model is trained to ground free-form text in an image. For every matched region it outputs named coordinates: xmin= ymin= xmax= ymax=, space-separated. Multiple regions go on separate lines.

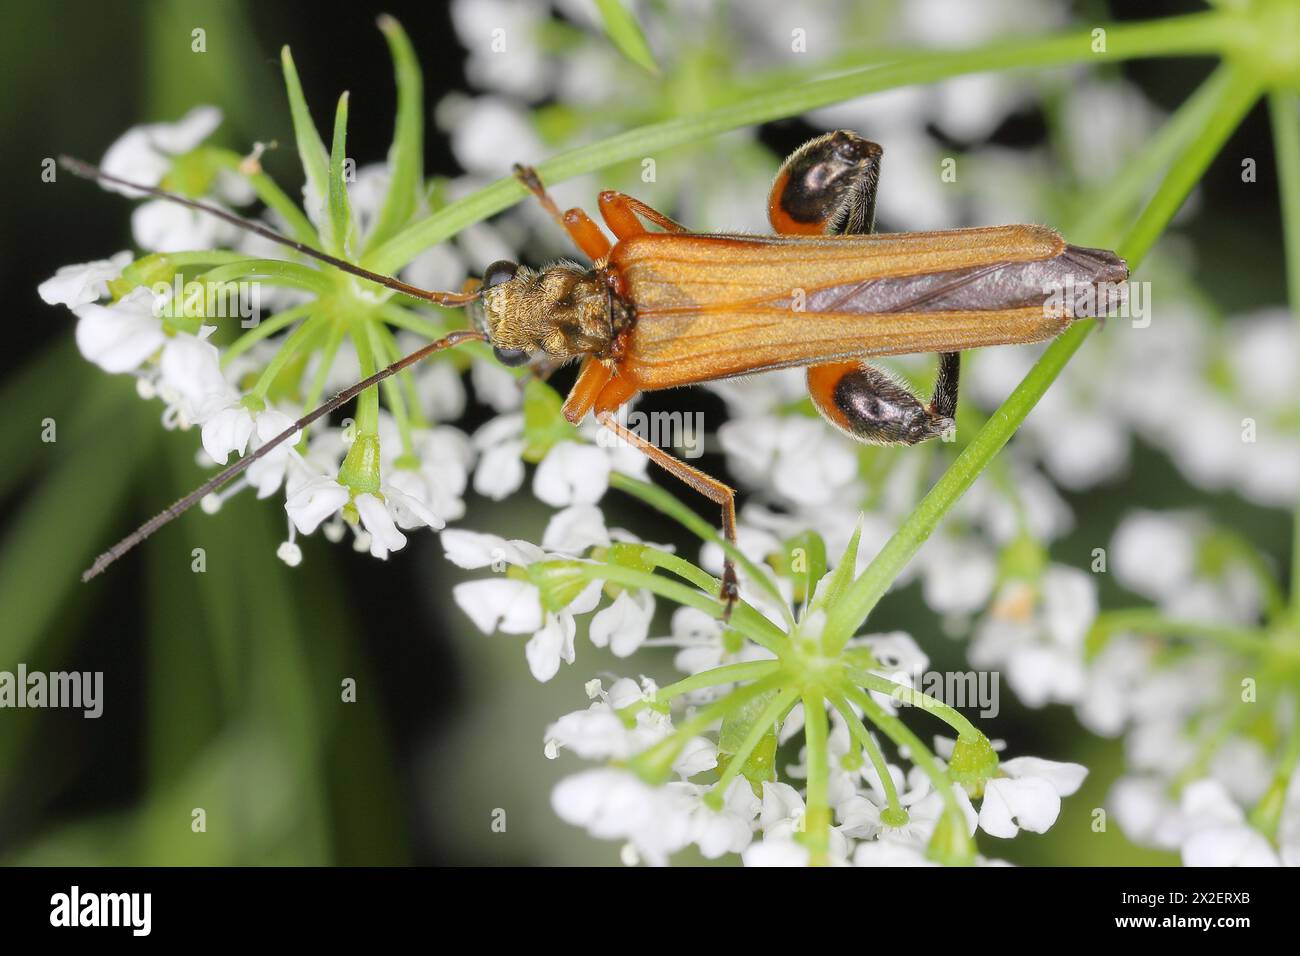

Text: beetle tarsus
xmin=720 ymin=563 xmax=740 ymax=623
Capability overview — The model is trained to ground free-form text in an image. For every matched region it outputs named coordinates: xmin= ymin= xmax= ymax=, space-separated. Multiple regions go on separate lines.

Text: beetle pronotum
xmin=62 ymin=130 xmax=1127 ymax=615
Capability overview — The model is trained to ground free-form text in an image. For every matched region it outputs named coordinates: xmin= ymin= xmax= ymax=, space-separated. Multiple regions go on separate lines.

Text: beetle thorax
xmin=481 ymin=263 xmax=614 ymax=360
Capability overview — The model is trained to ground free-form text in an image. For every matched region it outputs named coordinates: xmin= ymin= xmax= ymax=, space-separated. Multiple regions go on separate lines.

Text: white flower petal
xmin=1183 ymin=825 xmax=1280 ymax=867
xmin=452 ymin=578 xmax=542 ymax=635
xmin=853 ymin=840 xmax=937 ymax=867
xmin=525 ymin=614 xmax=576 ymax=682
xmin=381 ymin=481 xmax=447 ymax=532
xmin=284 ymin=476 xmax=349 ymax=535
xmin=470 ymin=358 xmax=524 ymax=412
xmin=149 ymin=105 xmax=223 ymax=154
xmin=131 ymin=199 xmax=234 ymax=252
xmin=742 ymin=837 xmax=809 ymax=867
xmin=474 ymin=438 xmax=526 ymax=500
xmin=545 ymin=708 xmax=633 ymax=760
xmin=589 ymin=590 xmax=654 ymax=658
xmin=245 ymin=409 xmax=298 ymax=498
xmin=440 ymin=528 xmax=541 ymax=570
xmin=979 ymin=777 xmax=1062 ymax=838
xmin=38 ymin=251 xmax=132 ymax=307
xmin=72 ymin=287 xmax=164 ymax=373
xmin=1000 ymin=757 xmax=1088 ymax=796
xmin=541 ymin=504 xmax=610 ymax=553
xmin=673 ymin=737 xmax=718 ymax=779
xmin=98 ymin=107 xmax=222 ymax=196
xmin=354 ymin=493 xmax=408 ymax=559
xmin=567 ymin=579 xmax=604 ymax=616
xmin=201 ymin=406 xmax=255 ymax=465
xmin=159 ymin=333 xmax=237 ymax=423
xmin=533 ymin=441 xmax=610 ymax=507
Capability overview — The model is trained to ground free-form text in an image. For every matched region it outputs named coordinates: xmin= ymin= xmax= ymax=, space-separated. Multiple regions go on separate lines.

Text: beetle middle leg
xmin=563 ymin=366 xmax=741 ymax=618
xmin=771 ymin=130 xmax=960 ymax=441
xmin=807 ymin=358 xmax=956 ymax=445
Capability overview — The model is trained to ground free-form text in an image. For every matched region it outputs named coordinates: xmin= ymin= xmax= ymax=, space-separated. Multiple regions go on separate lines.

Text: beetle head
xmin=474 ymin=259 xmax=614 ymax=366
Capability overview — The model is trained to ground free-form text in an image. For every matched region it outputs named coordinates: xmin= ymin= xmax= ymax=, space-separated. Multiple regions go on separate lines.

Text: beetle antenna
xmin=81 ymin=328 xmax=487 ymax=582
xmin=58 ymin=155 xmax=480 ymax=307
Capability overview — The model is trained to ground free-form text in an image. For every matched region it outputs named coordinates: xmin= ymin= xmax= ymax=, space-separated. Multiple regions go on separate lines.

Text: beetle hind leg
xmin=929 ymin=350 xmax=960 ymax=422
xmin=768 ymin=129 xmax=882 ymax=236
xmin=769 ymin=130 xmax=962 ymax=441
xmin=807 ymin=359 xmax=957 ymax=447
xmin=595 ymin=409 xmax=741 ymax=619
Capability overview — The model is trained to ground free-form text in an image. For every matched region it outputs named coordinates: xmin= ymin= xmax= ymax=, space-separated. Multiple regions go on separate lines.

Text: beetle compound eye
xmin=492 ymin=346 xmax=531 ymax=368
xmin=483 ymin=259 xmax=519 ymax=289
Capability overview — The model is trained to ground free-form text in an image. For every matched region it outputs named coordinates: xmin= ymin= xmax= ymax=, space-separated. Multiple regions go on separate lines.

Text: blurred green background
xmin=0 ymin=0 xmax=1290 ymax=865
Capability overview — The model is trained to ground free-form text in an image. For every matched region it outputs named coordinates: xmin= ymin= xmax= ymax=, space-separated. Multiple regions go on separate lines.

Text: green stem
xmin=1208 ymin=529 xmax=1291 ymax=623
xmin=373 ymin=321 xmax=429 ymax=428
xmin=128 ymin=249 xmax=254 ymax=272
xmin=1249 ymin=694 xmax=1300 ymax=839
xmin=630 ymin=672 xmax=787 ymax=781
xmin=208 ymin=148 xmax=319 ymax=243
xmin=711 ymin=685 xmax=800 ymax=801
xmin=379 ymin=302 xmax=456 ymax=339
xmin=839 ymin=683 xmax=964 ymax=829
xmin=653 ymin=660 xmax=784 ymax=703
xmin=296 ymin=317 xmax=346 ymax=446
xmin=637 ymin=546 xmax=786 ymax=647
xmin=367 ymin=13 xmax=1230 ymax=274
xmin=639 ymin=545 xmax=723 ymax=592
xmin=553 ymin=561 xmax=786 ymax=651
xmin=1090 ymin=609 xmax=1274 ymax=656
xmin=1071 ymin=64 xmax=1239 ymax=248
xmin=1174 ymin=691 xmax=1257 ymax=788
xmin=350 ymin=324 xmax=380 ymax=436
xmin=846 ymin=669 xmax=982 ymax=741
xmin=221 ymin=302 xmax=314 ymax=366
xmin=822 ymin=65 xmax=1263 ymax=653
xmin=1270 ymin=90 xmax=1300 ymax=625
xmin=366 ymin=322 xmax=414 ymax=457
xmin=801 ymin=690 xmax=832 ymax=863
xmin=829 ymin=693 xmax=904 ymax=820
xmin=1120 ymin=67 xmax=1263 ymax=265
xmin=195 ymin=259 xmax=333 ymax=295
xmin=737 ymin=12 xmax=1234 ymax=96
xmin=1281 ymin=699 xmax=1300 ymax=778
xmin=250 ymin=313 xmax=327 ymax=399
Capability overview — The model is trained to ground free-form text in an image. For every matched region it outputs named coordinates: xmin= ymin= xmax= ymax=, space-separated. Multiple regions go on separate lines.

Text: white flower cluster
xmin=545 ymin=675 xmax=1087 ymax=866
xmin=41 ymin=108 xmax=474 ymax=561
xmin=1088 ymin=513 xmax=1297 ymax=865
xmin=442 ymin=506 xmax=657 ymax=681
xmin=970 ymin=507 xmax=1298 ymax=865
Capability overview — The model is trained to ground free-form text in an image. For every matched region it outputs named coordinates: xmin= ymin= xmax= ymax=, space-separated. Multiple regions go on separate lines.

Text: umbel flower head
xmin=448 ymin=492 xmax=1086 ymax=866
